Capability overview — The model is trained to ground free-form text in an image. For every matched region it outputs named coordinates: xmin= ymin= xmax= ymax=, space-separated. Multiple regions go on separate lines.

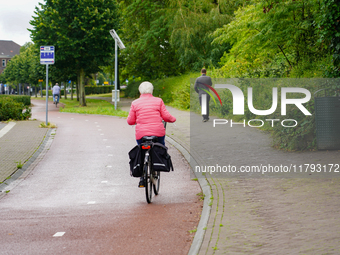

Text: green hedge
xmin=124 ymin=73 xmax=195 ymax=110
xmin=85 ymin=85 xmax=114 ymax=95
xmin=0 ymin=96 xmax=31 ymax=121
xmin=0 ymin=95 xmax=31 ymax=106
xmin=41 ymin=90 xmax=76 ymax=96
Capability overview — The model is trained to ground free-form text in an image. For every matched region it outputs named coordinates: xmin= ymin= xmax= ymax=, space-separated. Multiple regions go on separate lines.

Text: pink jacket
xmin=127 ymin=94 xmax=176 ymax=140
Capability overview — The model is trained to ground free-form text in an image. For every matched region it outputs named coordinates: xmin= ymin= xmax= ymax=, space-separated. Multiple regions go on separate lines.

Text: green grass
xmin=59 ymin=98 xmax=128 ymax=117
xmin=87 ymin=93 xmax=112 ymax=97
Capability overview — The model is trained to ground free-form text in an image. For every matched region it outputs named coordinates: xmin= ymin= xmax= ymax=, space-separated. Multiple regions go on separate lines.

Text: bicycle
xmin=54 ymin=94 xmax=59 ymax=107
xmin=140 ymin=121 xmax=167 ymax=203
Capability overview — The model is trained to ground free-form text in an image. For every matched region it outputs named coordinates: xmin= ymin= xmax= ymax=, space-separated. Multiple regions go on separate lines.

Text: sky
xmin=0 ymin=0 xmax=42 ymax=46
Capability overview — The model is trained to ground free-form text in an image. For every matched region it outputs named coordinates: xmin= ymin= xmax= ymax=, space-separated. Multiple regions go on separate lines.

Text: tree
xmin=119 ymin=0 xmax=180 ymax=80
xmin=317 ymin=0 xmax=340 ymax=77
xmin=213 ymin=0 xmax=325 ymax=78
xmin=168 ymin=0 xmax=234 ymax=70
xmin=29 ymin=0 xmax=120 ymax=106
xmin=3 ymin=43 xmax=45 ymax=95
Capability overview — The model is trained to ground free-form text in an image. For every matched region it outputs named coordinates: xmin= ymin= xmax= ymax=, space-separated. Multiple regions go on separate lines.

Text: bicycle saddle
xmin=141 ymin=136 xmax=159 ymax=142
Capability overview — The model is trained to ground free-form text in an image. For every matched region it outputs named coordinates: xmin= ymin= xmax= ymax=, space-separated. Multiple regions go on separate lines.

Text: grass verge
xmin=59 ymin=98 xmax=128 ymax=117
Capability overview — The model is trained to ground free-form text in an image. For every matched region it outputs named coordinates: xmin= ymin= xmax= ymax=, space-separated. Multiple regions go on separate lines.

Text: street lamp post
xmin=109 ymin=29 xmax=125 ymax=110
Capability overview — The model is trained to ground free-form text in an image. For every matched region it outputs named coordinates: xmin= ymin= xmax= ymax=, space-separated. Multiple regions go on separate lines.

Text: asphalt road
xmin=0 ymin=99 xmax=202 ymax=255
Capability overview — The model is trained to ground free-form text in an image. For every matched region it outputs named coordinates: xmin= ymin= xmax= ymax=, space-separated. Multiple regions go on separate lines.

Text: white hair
xmin=139 ymin=81 xmax=154 ymax=94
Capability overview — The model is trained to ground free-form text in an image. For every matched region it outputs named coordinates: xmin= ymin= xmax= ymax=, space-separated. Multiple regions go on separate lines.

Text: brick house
xmin=0 ymin=40 xmax=21 ymax=74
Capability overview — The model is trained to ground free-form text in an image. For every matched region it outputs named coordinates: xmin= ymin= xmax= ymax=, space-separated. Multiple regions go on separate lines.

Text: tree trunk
xmin=77 ymin=73 xmax=80 ymax=101
xmin=71 ymin=81 xmax=73 ymax=100
xmin=79 ymin=69 xmax=86 ymax=106
xmin=64 ymin=81 xmax=68 ymax=99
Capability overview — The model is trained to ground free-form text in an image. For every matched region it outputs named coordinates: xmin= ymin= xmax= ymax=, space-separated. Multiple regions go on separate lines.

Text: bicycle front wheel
xmin=145 ymin=161 xmax=153 ymax=203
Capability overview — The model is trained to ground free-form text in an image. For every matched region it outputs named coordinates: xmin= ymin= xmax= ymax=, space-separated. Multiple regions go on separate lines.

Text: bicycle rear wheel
xmin=153 ymin=171 xmax=160 ymax=195
xmin=145 ymin=161 xmax=153 ymax=203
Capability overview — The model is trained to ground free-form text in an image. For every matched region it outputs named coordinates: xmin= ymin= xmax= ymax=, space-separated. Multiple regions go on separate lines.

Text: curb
xmin=165 ymin=136 xmax=211 ymax=255
xmin=0 ymin=128 xmax=54 ymax=198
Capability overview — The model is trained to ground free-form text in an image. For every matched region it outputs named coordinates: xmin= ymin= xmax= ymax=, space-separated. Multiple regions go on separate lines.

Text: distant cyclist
xmin=127 ymin=81 xmax=176 ymax=187
xmin=52 ymin=83 xmax=61 ymax=104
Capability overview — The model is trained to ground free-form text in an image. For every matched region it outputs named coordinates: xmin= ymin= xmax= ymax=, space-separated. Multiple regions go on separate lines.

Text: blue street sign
xmin=40 ymin=46 xmax=55 ymax=65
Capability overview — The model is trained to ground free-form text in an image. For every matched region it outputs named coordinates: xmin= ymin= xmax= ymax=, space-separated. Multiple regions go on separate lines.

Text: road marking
xmin=98 ymin=129 xmax=102 ymax=131
xmin=100 ymin=134 xmax=104 ymax=136
xmin=108 ymin=154 xmax=113 ymax=156
xmin=106 ymin=166 xmax=112 ymax=168
xmin=0 ymin=122 xmax=16 ymax=139
xmin=85 ymin=120 xmax=89 ymax=121
xmin=101 ymin=181 xmax=108 ymax=183
xmin=106 ymin=146 xmax=111 ymax=148
xmin=87 ymin=201 xmax=96 ymax=205
xmin=103 ymin=139 xmax=107 ymax=141
xmin=95 ymin=122 xmax=98 ymax=124
xmin=53 ymin=232 xmax=65 ymax=237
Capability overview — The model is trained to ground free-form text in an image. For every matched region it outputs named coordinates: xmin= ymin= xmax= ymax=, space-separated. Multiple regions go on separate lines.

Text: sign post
xmin=109 ymin=29 xmax=125 ymax=110
xmin=40 ymin=46 xmax=55 ymax=126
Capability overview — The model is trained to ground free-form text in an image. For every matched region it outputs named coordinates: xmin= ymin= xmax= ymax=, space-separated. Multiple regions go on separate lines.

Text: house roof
xmin=0 ymin=40 xmax=21 ymax=58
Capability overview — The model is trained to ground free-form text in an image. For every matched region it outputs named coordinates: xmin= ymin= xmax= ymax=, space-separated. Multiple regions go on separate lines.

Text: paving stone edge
xmin=165 ymin=136 xmax=211 ymax=255
xmin=0 ymin=128 xmax=54 ymax=198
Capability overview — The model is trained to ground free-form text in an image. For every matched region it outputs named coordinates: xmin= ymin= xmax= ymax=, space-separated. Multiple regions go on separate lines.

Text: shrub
xmin=124 ymin=81 xmax=141 ymax=98
xmin=0 ymin=95 xmax=31 ymax=106
xmin=85 ymin=85 xmax=114 ymax=95
xmin=0 ymin=96 xmax=31 ymax=121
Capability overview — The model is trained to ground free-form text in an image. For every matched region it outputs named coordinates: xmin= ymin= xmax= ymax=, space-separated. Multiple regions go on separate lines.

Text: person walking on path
xmin=194 ymin=68 xmax=212 ymax=122
xmin=52 ymin=83 xmax=61 ymax=104
xmin=127 ymin=81 xmax=176 ymax=187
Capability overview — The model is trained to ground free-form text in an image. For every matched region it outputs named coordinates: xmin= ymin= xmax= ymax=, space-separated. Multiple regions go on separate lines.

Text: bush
xmin=0 ymin=97 xmax=31 ymax=121
xmin=0 ymin=95 xmax=31 ymax=106
xmin=85 ymin=85 xmax=114 ymax=95
xmin=124 ymin=73 xmax=197 ymax=110
xmin=124 ymin=81 xmax=141 ymax=98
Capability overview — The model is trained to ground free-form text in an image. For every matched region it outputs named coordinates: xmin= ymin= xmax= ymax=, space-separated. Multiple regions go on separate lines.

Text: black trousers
xmin=199 ymin=95 xmax=210 ymax=120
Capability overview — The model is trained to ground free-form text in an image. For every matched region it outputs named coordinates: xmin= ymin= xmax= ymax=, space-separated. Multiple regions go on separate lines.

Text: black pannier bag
xmin=150 ymin=142 xmax=174 ymax=172
xmin=128 ymin=145 xmax=145 ymax=177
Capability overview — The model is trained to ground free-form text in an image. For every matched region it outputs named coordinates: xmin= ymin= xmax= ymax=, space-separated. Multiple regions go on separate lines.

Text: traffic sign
xmin=40 ymin=46 xmax=55 ymax=65
xmin=39 ymin=79 xmax=43 ymax=82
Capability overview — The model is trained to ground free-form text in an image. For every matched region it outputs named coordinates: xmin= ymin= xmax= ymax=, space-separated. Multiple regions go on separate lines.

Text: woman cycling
xmin=127 ymin=81 xmax=176 ymax=187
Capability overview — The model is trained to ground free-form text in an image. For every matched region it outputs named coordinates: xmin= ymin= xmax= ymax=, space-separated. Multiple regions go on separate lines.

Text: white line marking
xmin=53 ymin=232 xmax=65 ymax=237
xmin=98 ymin=129 xmax=102 ymax=131
xmin=95 ymin=122 xmax=98 ymax=124
xmin=71 ymin=118 xmax=74 ymax=120
xmin=103 ymin=139 xmax=107 ymax=141
xmin=85 ymin=120 xmax=89 ymax=121
xmin=101 ymin=181 xmax=108 ymax=183
xmin=100 ymin=134 xmax=104 ymax=136
xmin=106 ymin=146 xmax=111 ymax=148
xmin=87 ymin=201 xmax=96 ymax=205
xmin=106 ymin=166 xmax=112 ymax=168
xmin=108 ymin=154 xmax=113 ymax=156
xmin=0 ymin=122 xmax=16 ymax=139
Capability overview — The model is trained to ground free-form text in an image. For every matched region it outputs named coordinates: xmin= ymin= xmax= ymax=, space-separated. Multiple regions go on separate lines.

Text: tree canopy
xmin=29 ymin=0 xmax=120 ymax=105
